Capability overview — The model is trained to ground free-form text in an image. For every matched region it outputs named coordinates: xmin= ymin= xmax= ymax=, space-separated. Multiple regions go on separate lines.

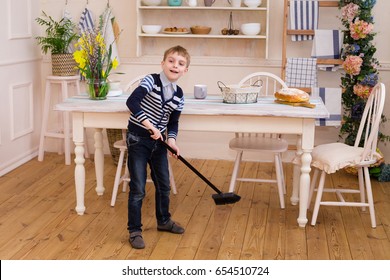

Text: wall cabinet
xmin=136 ymin=0 xmax=269 ymax=59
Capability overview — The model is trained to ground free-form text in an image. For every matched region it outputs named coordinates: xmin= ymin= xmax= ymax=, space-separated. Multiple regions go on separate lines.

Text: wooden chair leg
xmin=274 ymin=154 xmax=285 ymax=209
xmin=168 ymin=158 xmax=177 ymax=194
xmin=111 ymin=147 xmax=126 ymax=207
xmin=311 ymin=171 xmax=326 ymax=226
xmin=229 ymin=151 xmax=243 ymax=193
xmin=308 ymin=168 xmax=320 ymax=209
xmin=363 ymin=167 xmax=376 ymax=228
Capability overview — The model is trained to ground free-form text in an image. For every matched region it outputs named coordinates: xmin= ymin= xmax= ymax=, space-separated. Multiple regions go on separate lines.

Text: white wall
xmin=37 ymin=0 xmax=390 ymax=161
xmin=0 ymin=0 xmax=42 ymax=176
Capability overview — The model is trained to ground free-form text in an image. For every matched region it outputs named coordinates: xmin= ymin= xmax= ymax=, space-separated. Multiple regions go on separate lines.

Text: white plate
xmin=163 ymin=31 xmax=190 ymax=34
xmin=107 ymin=90 xmax=123 ymax=97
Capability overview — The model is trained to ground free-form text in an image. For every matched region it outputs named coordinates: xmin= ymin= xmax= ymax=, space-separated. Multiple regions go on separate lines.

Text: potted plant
xmin=35 ymin=11 xmax=79 ymax=76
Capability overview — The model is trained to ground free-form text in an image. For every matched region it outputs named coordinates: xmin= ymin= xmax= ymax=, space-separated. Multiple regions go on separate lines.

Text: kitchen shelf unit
xmin=136 ymin=0 xmax=270 ymax=59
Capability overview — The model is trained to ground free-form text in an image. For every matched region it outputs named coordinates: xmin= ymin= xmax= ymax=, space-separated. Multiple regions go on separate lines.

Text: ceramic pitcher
xmin=204 ymin=0 xmax=215 ymax=7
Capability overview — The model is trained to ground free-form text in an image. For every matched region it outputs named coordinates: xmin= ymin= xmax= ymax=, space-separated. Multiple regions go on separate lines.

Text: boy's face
xmin=161 ymin=52 xmax=188 ymax=82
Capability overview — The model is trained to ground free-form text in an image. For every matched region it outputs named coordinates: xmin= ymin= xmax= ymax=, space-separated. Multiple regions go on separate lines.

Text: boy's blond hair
xmin=163 ymin=45 xmax=191 ymax=67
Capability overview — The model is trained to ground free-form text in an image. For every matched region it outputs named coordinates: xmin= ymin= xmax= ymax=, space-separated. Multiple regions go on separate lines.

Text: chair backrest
xmin=123 ymin=74 xmax=146 ymax=94
xmin=236 ymin=72 xmax=288 ymax=139
xmin=355 ymin=82 xmax=386 ymax=163
xmin=238 ymin=71 xmax=288 ymax=97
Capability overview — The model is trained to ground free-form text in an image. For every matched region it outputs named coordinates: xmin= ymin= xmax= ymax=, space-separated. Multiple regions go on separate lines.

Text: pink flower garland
xmin=350 ymin=19 xmax=374 ymax=40
xmin=353 ymin=84 xmax=372 ymax=98
xmin=341 ymin=3 xmax=359 ymax=22
xmin=343 ymin=55 xmax=363 ymax=76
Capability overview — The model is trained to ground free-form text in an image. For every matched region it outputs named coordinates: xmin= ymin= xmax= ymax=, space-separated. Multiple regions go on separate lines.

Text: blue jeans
xmin=126 ymin=131 xmax=171 ymax=233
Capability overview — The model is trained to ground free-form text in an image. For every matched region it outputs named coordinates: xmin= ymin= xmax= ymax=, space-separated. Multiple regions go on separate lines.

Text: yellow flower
xmin=112 ymin=58 xmax=118 ymax=69
xmin=72 ymin=12 xmax=120 ymax=82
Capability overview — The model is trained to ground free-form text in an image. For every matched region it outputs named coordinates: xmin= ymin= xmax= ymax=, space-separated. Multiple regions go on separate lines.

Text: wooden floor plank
xmin=0 ymin=153 xmax=389 ymax=260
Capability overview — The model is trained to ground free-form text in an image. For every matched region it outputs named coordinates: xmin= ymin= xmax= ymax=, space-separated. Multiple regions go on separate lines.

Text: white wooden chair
xmin=309 ymin=82 xmax=386 ymax=228
xmin=110 ymin=75 xmax=177 ymax=207
xmin=228 ymin=72 xmax=289 ymax=208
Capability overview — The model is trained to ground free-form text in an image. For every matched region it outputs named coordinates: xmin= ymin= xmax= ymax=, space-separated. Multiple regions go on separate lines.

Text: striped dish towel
xmin=311 ymin=29 xmax=343 ymax=71
xmin=78 ymin=8 xmax=94 ymax=34
xmin=312 ymin=87 xmax=342 ymax=126
xmin=289 ymin=0 xmax=319 ymax=41
xmin=286 ymin=58 xmax=318 ymax=88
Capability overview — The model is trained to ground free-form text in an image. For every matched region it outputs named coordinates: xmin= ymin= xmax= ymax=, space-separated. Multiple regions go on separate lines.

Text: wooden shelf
xmin=136 ymin=0 xmax=270 ymax=58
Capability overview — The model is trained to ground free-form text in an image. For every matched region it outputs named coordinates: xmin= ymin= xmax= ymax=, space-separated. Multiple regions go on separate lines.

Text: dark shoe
xmin=157 ymin=219 xmax=185 ymax=234
xmin=129 ymin=231 xmax=145 ymax=249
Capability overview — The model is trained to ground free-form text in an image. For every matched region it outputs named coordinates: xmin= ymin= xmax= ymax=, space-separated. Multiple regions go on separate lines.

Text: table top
xmin=55 ymin=94 xmax=330 ymax=119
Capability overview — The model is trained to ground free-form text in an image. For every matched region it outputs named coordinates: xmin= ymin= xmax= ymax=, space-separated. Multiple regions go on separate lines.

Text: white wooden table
xmin=55 ymin=95 xmax=329 ymax=227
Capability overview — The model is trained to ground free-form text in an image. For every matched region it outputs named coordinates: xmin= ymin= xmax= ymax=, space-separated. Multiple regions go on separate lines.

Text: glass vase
xmin=87 ymin=79 xmax=109 ymax=100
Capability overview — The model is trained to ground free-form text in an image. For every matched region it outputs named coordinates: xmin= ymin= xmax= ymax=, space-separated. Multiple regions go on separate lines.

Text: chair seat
xmin=311 ymin=142 xmax=380 ymax=174
xmin=229 ymin=137 xmax=288 ymax=153
xmin=113 ymin=139 xmax=126 ymax=149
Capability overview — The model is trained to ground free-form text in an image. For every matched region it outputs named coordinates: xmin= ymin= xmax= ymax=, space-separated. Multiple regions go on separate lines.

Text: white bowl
xmin=240 ymin=23 xmax=261 ymax=35
xmin=141 ymin=25 xmax=162 ymax=34
xmin=142 ymin=0 xmax=162 ymax=6
xmin=243 ymin=0 xmax=262 ymax=8
xmin=108 ymin=81 xmax=121 ymax=91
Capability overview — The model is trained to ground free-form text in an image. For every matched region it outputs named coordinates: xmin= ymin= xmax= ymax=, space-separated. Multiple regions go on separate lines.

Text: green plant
xmin=35 ymin=11 xmax=79 ymax=54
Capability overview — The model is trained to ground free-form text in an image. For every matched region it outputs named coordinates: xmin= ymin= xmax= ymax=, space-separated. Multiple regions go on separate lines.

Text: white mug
xmin=186 ymin=0 xmax=197 ymax=6
xmin=194 ymin=84 xmax=207 ymax=99
xmin=228 ymin=0 xmax=241 ymax=7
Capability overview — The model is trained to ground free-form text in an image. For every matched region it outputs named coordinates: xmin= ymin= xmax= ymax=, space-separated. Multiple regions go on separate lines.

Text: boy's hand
xmin=167 ymin=138 xmax=180 ymax=158
xmin=149 ymin=127 xmax=162 ymax=140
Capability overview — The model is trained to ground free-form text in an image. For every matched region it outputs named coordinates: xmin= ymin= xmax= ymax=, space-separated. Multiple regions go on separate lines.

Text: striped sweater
xmin=126 ymin=73 xmax=184 ymax=140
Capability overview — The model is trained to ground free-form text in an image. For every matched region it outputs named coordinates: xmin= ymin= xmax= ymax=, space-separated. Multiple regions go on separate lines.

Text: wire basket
xmin=217 ymin=80 xmax=262 ymax=104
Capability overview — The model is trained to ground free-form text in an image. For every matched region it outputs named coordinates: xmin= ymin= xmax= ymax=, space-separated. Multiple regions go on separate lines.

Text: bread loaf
xmin=274 ymin=88 xmax=310 ymax=103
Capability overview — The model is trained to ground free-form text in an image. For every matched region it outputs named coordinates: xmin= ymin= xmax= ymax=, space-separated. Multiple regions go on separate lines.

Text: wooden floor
xmin=1 ymin=152 xmax=390 ymax=260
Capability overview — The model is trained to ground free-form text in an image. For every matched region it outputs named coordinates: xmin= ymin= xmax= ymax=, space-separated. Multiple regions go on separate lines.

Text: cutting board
xmin=274 ymin=99 xmax=316 ymax=108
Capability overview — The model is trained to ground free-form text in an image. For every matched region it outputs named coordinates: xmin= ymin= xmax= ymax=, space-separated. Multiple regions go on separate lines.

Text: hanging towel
xmin=286 ymin=58 xmax=318 ymax=88
xmin=289 ymin=0 xmax=319 ymax=41
xmin=102 ymin=7 xmax=120 ymax=65
xmin=311 ymin=29 xmax=343 ymax=71
xmin=63 ymin=8 xmax=74 ymax=53
xmin=312 ymin=87 xmax=342 ymax=126
xmin=79 ymin=8 xmax=94 ymax=34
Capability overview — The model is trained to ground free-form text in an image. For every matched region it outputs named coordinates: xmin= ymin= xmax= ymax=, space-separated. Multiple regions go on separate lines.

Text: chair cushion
xmin=311 ymin=143 xmax=364 ymax=174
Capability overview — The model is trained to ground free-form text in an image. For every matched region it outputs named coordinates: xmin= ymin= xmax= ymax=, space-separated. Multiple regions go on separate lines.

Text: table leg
xmin=94 ymin=128 xmax=105 ymax=195
xmin=297 ymin=150 xmax=312 ymax=227
xmin=291 ymin=136 xmax=302 ymax=206
xmin=74 ymin=142 xmax=86 ymax=215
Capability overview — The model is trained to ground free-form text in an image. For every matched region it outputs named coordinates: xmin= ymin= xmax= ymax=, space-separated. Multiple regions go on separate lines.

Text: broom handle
xmin=147 ymin=128 xmax=222 ymax=194
xmin=158 ymin=139 xmax=222 ymax=194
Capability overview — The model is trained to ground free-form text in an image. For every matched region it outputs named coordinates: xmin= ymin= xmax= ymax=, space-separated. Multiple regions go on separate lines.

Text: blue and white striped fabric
xmin=311 ymin=29 xmax=343 ymax=71
xmin=312 ymin=87 xmax=342 ymax=126
xmin=286 ymin=58 xmax=318 ymax=88
xmin=289 ymin=0 xmax=319 ymax=41
xmin=78 ymin=8 xmax=94 ymax=34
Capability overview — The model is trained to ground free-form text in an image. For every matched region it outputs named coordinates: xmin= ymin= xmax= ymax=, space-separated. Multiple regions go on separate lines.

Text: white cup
xmin=186 ymin=0 xmax=197 ymax=6
xmin=194 ymin=84 xmax=207 ymax=99
xmin=228 ymin=0 xmax=242 ymax=7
